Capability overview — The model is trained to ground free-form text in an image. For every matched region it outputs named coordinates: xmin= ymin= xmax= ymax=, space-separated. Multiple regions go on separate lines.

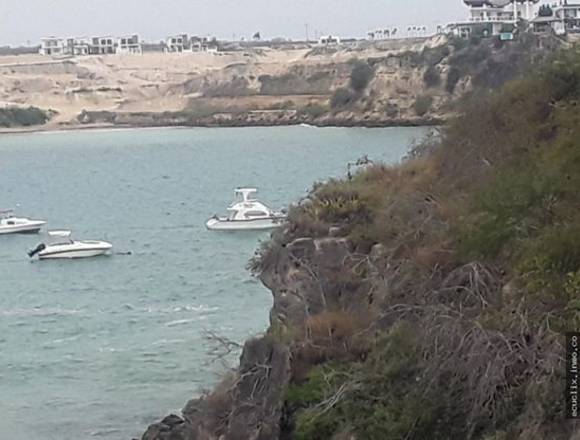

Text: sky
xmin=0 ymin=0 xmax=466 ymax=46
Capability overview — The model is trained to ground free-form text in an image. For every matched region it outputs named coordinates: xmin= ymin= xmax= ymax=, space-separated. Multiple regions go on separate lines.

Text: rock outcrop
xmin=141 ymin=336 xmax=291 ymax=440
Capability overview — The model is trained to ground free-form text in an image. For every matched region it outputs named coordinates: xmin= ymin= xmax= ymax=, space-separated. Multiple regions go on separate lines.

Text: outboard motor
xmin=28 ymin=243 xmax=46 ymax=258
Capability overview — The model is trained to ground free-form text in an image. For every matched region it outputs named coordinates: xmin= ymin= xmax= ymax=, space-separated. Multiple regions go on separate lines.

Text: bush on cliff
xmin=0 ymin=106 xmax=49 ymax=127
xmin=330 ymin=88 xmax=356 ymax=109
xmin=446 ymin=66 xmax=462 ymax=93
xmin=349 ymin=60 xmax=374 ymax=93
xmin=413 ymin=95 xmax=433 ymax=116
xmin=423 ymin=65 xmax=441 ymax=88
xmin=298 ymin=103 xmax=329 ymax=119
xmin=250 ymin=44 xmax=580 ymax=440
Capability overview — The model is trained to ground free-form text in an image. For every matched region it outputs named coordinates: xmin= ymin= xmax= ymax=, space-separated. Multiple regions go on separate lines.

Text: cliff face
xmin=2 ymin=34 xmax=559 ymax=132
xmin=139 ymin=34 xmax=580 ymax=440
xmin=140 ymin=236 xmax=366 ymax=440
xmin=142 ymin=337 xmax=290 ymax=440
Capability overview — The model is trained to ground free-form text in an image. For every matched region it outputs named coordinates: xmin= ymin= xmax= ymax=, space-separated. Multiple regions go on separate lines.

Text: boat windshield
xmin=244 ymin=210 xmax=268 ymax=218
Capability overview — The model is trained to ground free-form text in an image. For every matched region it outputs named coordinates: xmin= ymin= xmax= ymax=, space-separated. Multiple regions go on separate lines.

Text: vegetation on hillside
xmin=0 ymin=106 xmax=50 ymax=127
xmin=330 ymin=60 xmax=374 ymax=110
xmin=251 ymin=44 xmax=580 ymax=440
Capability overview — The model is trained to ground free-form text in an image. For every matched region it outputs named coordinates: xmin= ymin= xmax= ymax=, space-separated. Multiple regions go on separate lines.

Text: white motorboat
xmin=206 ymin=188 xmax=286 ymax=231
xmin=0 ymin=210 xmax=46 ymax=235
xmin=28 ymin=230 xmax=112 ymax=260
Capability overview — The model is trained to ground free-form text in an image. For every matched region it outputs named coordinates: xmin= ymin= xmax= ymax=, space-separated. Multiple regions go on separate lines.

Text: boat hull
xmin=0 ymin=221 xmax=46 ymax=235
xmin=206 ymin=217 xmax=285 ymax=231
xmin=37 ymin=242 xmax=112 ymax=260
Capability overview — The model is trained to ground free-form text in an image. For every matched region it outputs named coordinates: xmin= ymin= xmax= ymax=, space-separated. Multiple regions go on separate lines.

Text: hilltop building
xmin=39 ymin=34 xmax=142 ymax=56
xmin=89 ymin=36 xmax=115 ymax=55
xmin=117 ymin=35 xmax=142 ymax=54
xmin=68 ymin=37 xmax=90 ymax=55
xmin=190 ymin=36 xmax=220 ymax=53
xmin=165 ymin=34 xmax=189 ymax=52
xmin=448 ymin=0 xmax=539 ymax=38
xmin=39 ymin=37 xmax=67 ymax=56
xmin=38 ymin=33 xmax=219 ymax=56
xmin=318 ymin=35 xmax=341 ymax=46
xmin=531 ymin=1 xmax=580 ymax=35
xmin=40 ymin=36 xmax=91 ymax=56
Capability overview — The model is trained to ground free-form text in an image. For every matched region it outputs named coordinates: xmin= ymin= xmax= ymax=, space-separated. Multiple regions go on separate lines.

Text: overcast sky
xmin=0 ymin=0 xmax=466 ymax=46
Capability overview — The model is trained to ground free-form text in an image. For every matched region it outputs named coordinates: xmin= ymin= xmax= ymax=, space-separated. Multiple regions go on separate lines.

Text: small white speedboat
xmin=206 ymin=188 xmax=286 ymax=231
xmin=0 ymin=210 xmax=46 ymax=235
xmin=28 ymin=230 xmax=112 ymax=260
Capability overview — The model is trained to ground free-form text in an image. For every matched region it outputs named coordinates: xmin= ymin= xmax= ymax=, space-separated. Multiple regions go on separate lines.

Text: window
xmin=244 ymin=211 xmax=267 ymax=218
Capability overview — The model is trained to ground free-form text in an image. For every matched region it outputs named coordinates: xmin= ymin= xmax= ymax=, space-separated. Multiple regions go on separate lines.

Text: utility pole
xmin=305 ymin=23 xmax=309 ymax=42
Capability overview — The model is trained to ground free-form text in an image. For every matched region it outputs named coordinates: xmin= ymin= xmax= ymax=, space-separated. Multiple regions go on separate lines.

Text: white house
xmin=39 ymin=37 xmax=67 ymax=56
xmin=449 ymin=0 xmax=540 ymax=38
xmin=117 ymin=35 xmax=142 ymax=54
xmin=166 ymin=34 xmax=189 ymax=52
xmin=189 ymin=36 xmax=220 ymax=53
xmin=318 ymin=35 xmax=341 ymax=46
xmin=552 ymin=1 xmax=580 ymax=33
xmin=190 ymin=36 xmax=208 ymax=52
xmin=68 ymin=37 xmax=90 ymax=55
xmin=89 ymin=36 xmax=116 ymax=55
xmin=530 ymin=1 xmax=580 ymax=35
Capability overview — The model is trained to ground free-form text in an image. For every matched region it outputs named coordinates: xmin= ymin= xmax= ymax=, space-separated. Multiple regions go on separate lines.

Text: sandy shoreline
xmin=0 ymin=117 xmax=441 ymax=136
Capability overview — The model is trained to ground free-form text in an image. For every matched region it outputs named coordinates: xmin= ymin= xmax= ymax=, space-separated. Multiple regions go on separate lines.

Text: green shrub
xmin=330 ymin=87 xmax=356 ymax=109
xmin=0 ymin=106 xmax=49 ymax=127
xmin=290 ymin=324 xmax=464 ymax=440
xmin=518 ymin=225 xmax=580 ymax=295
xmin=423 ymin=66 xmax=441 ymax=88
xmin=413 ymin=95 xmax=433 ymax=116
xmin=446 ymin=67 xmax=462 ymax=93
xmin=349 ymin=61 xmax=374 ymax=92
xmin=299 ymin=103 xmax=328 ymax=118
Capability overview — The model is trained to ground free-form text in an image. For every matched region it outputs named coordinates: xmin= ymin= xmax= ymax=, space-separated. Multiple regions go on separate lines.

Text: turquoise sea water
xmin=0 ymin=126 xmax=428 ymax=440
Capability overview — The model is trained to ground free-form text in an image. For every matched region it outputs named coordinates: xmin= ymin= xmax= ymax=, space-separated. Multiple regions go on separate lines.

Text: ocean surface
xmin=0 ymin=126 xmax=428 ymax=440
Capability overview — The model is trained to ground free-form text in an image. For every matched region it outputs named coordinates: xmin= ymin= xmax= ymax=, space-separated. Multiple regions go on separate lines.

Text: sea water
xmin=0 ymin=126 xmax=428 ymax=440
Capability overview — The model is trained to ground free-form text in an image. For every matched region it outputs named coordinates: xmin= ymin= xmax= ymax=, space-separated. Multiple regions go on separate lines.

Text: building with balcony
xmin=165 ymin=34 xmax=189 ymax=52
xmin=117 ymin=35 xmax=142 ymax=54
xmin=449 ymin=0 xmax=540 ymax=38
xmin=39 ymin=37 xmax=67 ymax=56
xmin=89 ymin=36 xmax=115 ymax=55
xmin=68 ymin=37 xmax=90 ymax=55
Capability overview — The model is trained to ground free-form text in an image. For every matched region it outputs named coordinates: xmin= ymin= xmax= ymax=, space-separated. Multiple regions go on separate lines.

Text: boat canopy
xmin=234 ymin=188 xmax=258 ymax=202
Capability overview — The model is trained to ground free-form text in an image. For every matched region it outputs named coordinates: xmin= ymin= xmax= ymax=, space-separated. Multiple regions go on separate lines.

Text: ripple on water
xmin=0 ymin=307 xmax=82 ymax=317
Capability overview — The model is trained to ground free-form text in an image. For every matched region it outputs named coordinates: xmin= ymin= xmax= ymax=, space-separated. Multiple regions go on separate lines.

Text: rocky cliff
xmin=1 ymin=33 xmax=561 ymax=132
xmin=140 ymin=235 xmax=371 ymax=440
xmin=139 ymin=33 xmax=578 ymax=440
